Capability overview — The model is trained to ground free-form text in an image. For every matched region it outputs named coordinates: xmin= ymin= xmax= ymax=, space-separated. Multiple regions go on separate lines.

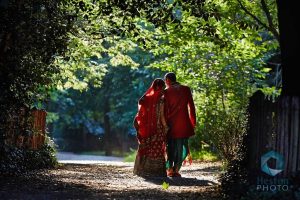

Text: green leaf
xmin=162 ymin=181 xmax=169 ymax=190
xmin=261 ymin=67 xmax=272 ymax=73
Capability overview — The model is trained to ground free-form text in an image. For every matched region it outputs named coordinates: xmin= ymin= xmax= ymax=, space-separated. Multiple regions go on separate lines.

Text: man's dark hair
xmin=164 ymin=72 xmax=176 ymax=82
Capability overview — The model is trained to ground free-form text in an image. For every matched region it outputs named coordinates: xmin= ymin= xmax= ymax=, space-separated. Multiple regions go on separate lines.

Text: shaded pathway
xmin=0 ymin=154 xmax=222 ymax=199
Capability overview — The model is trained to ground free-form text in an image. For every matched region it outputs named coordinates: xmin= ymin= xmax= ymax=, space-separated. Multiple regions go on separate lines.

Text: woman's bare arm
xmin=160 ymin=101 xmax=168 ymax=128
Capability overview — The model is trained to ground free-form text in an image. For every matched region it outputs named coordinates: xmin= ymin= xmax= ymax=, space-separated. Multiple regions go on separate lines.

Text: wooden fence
xmin=5 ymin=109 xmax=47 ymax=150
xmin=247 ymin=91 xmax=300 ymax=177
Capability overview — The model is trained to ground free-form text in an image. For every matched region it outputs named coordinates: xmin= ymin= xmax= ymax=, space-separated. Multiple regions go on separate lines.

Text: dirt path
xmin=56 ymin=152 xmax=124 ymax=163
xmin=0 ymin=161 xmax=222 ymax=199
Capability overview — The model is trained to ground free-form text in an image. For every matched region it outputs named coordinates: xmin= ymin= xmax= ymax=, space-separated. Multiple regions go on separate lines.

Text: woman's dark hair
xmin=152 ymin=78 xmax=165 ymax=90
xmin=164 ymin=72 xmax=176 ymax=82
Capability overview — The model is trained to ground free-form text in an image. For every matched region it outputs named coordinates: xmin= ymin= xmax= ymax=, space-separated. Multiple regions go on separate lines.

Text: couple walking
xmin=133 ymin=72 xmax=196 ymax=177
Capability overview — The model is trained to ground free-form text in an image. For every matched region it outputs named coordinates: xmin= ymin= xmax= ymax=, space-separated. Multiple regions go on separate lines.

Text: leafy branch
xmin=236 ymin=0 xmax=279 ymax=42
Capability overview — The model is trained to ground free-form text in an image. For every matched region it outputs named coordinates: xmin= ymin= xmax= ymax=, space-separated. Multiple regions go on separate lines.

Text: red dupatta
xmin=134 ymin=79 xmax=165 ymax=139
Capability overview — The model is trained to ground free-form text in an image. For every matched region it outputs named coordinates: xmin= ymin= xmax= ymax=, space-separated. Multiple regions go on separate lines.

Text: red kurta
xmin=164 ymin=83 xmax=196 ymax=138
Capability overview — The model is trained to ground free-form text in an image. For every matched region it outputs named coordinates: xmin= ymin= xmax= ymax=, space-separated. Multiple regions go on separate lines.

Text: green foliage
xmin=53 ymin=0 xmax=144 ymax=92
xmin=47 ymin=59 xmax=164 ymax=152
xmin=0 ymin=0 xmax=72 ymax=108
xmin=0 ymin=0 xmax=73 ymax=148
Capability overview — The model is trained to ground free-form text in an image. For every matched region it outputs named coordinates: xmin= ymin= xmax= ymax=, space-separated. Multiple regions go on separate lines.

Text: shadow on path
xmin=142 ymin=176 xmax=217 ymax=187
xmin=184 ymin=165 xmax=222 ymax=173
xmin=0 ymin=163 xmax=221 ymax=200
xmin=0 ymin=173 xmax=219 ymax=200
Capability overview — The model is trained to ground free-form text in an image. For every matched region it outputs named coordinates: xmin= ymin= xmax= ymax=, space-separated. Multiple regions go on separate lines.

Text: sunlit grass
xmin=124 ymin=149 xmax=219 ymax=162
xmin=78 ymin=150 xmax=127 ymax=157
xmin=123 ymin=148 xmax=137 ymax=162
xmin=77 ymin=149 xmax=219 ymax=163
xmin=78 ymin=151 xmax=105 ymax=156
xmin=190 ymin=150 xmax=219 ymax=162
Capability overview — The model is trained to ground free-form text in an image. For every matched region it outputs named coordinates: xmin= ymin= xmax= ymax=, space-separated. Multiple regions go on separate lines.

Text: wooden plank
xmin=293 ymin=97 xmax=300 ymax=173
xmin=278 ymin=97 xmax=286 ymax=176
xmin=291 ymin=97 xmax=299 ymax=174
xmin=248 ymin=92 xmax=262 ymax=171
xmin=287 ymin=97 xmax=294 ymax=176
xmin=284 ymin=96 xmax=291 ymax=177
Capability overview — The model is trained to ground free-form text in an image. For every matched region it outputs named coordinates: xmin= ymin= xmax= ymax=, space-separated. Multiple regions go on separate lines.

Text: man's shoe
xmin=167 ymin=169 xmax=174 ymax=177
xmin=173 ymin=172 xmax=181 ymax=177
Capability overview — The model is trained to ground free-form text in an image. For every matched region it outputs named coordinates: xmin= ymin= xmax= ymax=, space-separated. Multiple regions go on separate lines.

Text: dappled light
xmin=1 ymin=0 xmax=299 ymax=199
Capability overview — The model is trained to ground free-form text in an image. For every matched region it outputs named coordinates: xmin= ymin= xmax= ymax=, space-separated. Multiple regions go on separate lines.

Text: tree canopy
xmin=1 ymin=0 xmax=281 ymax=168
xmin=47 ymin=0 xmax=280 ymax=158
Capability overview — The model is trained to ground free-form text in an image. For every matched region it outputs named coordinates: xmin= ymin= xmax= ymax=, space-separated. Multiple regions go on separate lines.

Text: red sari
xmin=133 ymin=79 xmax=167 ymax=177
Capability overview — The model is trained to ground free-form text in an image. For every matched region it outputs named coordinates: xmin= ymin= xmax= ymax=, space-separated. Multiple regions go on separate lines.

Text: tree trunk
xmin=104 ymin=99 xmax=112 ymax=156
xmin=277 ymin=1 xmax=300 ymax=96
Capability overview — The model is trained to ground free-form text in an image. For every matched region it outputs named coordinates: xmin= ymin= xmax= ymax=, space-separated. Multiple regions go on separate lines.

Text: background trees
xmin=1 ymin=0 xmax=283 ymax=176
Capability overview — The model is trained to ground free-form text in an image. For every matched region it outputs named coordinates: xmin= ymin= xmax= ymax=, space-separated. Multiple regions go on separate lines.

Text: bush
xmin=219 ymin=157 xmax=250 ymax=199
xmin=205 ymin=107 xmax=248 ymax=162
xmin=218 ymin=123 xmax=251 ymax=200
xmin=0 ymin=137 xmax=58 ymax=175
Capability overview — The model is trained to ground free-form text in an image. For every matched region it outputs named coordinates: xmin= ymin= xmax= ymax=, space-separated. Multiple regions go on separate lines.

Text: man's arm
xmin=187 ymin=87 xmax=196 ymax=128
xmin=160 ymin=100 xmax=169 ymax=134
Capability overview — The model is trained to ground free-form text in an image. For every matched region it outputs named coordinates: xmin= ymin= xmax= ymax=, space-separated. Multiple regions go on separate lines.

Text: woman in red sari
xmin=133 ymin=78 xmax=169 ymax=177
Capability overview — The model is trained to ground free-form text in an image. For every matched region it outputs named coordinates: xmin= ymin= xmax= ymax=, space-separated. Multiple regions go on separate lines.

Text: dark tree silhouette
xmin=277 ymin=1 xmax=300 ymax=96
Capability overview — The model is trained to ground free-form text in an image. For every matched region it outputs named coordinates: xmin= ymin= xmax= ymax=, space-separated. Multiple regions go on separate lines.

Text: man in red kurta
xmin=164 ymin=72 xmax=196 ymax=177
